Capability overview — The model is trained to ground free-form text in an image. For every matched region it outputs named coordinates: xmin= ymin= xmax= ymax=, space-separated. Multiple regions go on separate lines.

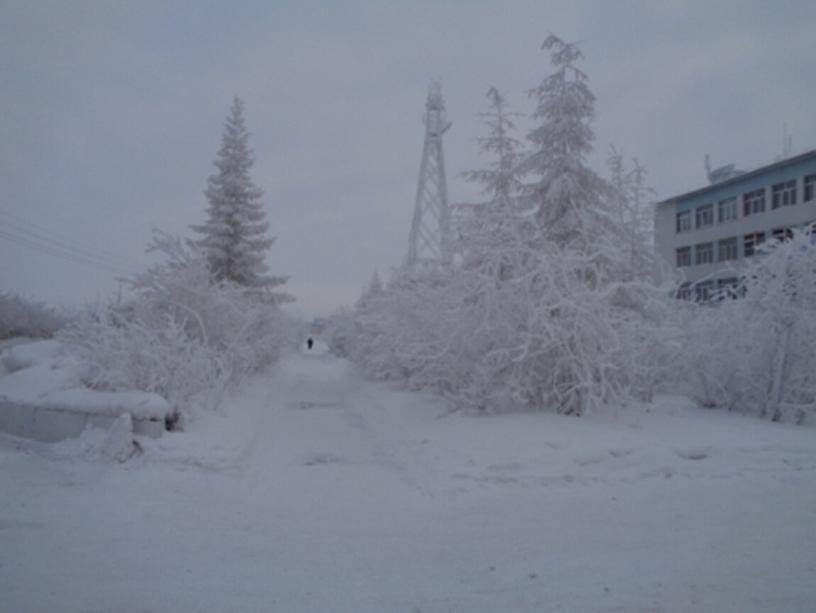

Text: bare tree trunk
xmin=767 ymin=322 xmax=792 ymax=421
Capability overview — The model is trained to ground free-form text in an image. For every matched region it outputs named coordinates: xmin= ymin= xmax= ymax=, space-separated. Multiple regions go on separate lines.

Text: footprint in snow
xmin=574 ymin=455 xmax=606 ymax=467
xmin=300 ymin=452 xmax=344 ymax=466
xmin=675 ymin=447 xmax=711 ymax=461
xmin=292 ymin=400 xmax=338 ymax=409
xmin=486 ymin=461 xmax=523 ymax=473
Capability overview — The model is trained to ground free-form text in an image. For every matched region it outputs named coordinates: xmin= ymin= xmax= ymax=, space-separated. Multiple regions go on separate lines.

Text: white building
xmin=655 ymin=150 xmax=816 ymax=300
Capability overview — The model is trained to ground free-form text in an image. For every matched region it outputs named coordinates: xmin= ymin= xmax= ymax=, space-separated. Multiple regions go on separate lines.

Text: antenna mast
xmin=406 ymin=81 xmax=453 ymax=272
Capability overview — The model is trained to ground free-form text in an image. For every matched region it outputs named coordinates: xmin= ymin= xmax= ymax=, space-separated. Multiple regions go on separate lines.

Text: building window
xmin=716 ymin=277 xmax=739 ymax=299
xmin=676 ymin=283 xmax=692 ymax=301
xmin=676 ymin=210 xmax=692 ymax=233
xmin=676 ymin=246 xmax=691 ymax=267
xmin=772 ymin=227 xmax=793 ymax=242
xmin=805 ymin=174 xmax=816 ymax=202
xmin=743 ymin=188 xmax=765 ymax=216
xmin=718 ymin=197 xmax=738 ymax=223
xmin=695 ymin=242 xmax=714 ymax=265
xmin=695 ymin=204 xmax=714 ymax=228
xmin=694 ymin=280 xmax=714 ymax=303
xmin=744 ymin=232 xmax=766 ymax=257
xmin=718 ymin=237 xmax=738 ymax=261
xmin=772 ymin=180 xmax=797 ymax=209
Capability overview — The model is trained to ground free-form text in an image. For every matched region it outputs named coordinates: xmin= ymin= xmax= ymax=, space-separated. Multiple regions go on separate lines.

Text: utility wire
xmin=0 ymin=218 xmax=135 ymax=271
xmin=0 ymin=206 xmax=132 ymax=265
xmin=0 ymin=228 xmax=135 ymax=276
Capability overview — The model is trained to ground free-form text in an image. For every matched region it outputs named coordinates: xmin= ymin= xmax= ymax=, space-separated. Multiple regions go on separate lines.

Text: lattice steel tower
xmin=406 ymin=81 xmax=453 ymax=272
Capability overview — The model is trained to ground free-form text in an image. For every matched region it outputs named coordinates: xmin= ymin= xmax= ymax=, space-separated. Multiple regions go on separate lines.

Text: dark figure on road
xmin=307 ymin=337 xmax=314 ymax=350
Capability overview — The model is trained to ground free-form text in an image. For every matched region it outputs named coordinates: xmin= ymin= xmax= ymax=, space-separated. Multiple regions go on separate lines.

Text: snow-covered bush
xmin=59 ymin=232 xmax=289 ymax=423
xmin=0 ymin=291 xmax=71 ymax=340
xmin=58 ymin=98 xmax=294 ymax=425
xmin=682 ymin=230 xmax=816 ymax=422
xmin=60 ymin=309 xmax=226 ymax=420
xmin=325 ymin=273 xmax=387 ymax=362
xmin=322 ymin=308 xmax=354 ymax=358
xmin=344 ymin=37 xmax=672 ymax=416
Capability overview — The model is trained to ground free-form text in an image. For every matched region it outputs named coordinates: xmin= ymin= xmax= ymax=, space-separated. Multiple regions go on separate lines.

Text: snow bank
xmin=0 ymin=341 xmax=170 ymax=442
xmin=35 ymin=388 xmax=170 ymax=419
xmin=0 ymin=358 xmax=82 ymax=401
xmin=0 ymin=342 xmax=170 ymax=420
xmin=100 ymin=413 xmax=140 ymax=462
xmin=0 ymin=339 xmax=62 ymax=373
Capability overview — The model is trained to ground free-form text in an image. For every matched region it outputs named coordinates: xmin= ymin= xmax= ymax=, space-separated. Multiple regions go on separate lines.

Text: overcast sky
xmin=2 ymin=1 xmax=814 ymax=317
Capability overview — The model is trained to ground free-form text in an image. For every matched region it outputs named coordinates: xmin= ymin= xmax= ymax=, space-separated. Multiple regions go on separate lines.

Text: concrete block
xmin=0 ymin=401 xmax=34 ymax=439
xmin=31 ymin=408 xmax=86 ymax=443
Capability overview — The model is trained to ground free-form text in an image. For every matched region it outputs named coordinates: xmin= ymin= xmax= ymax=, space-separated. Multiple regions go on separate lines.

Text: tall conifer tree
xmin=459 ymin=87 xmax=525 ymax=278
xmin=520 ymin=35 xmax=613 ymax=255
xmin=192 ymin=97 xmax=289 ymax=299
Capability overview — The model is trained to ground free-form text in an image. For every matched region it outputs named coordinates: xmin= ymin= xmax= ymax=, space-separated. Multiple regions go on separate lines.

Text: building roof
xmin=657 ymin=148 xmax=816 ymax=206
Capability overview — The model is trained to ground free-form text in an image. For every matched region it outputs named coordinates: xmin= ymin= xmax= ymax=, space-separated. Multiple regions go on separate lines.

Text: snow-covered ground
xmin=1 ymin=349 xmax=815 ymax=612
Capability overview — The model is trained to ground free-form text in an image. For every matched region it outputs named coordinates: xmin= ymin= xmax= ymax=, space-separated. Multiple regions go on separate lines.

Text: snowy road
xmin=2 ymin=350 xmax=816 ymax=612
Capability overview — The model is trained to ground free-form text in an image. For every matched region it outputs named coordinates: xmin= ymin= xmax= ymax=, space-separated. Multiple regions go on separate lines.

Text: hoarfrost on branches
xmin=681 ymin=230 xmax=816 ymax=422
xmin=340 ymin=37 xmax=671 ymax=416
xmin=0 ymin=292 xmax=71 ymax=340
xmin=191 ymin=97 xmax=292 ymax=303
xmin=60 ymin=231 xmax=290 ymax=425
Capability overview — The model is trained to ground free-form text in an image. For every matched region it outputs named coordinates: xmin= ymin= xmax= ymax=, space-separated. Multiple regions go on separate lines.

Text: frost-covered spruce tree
xmin=462 ymin=87 xmax=523 ymax=212
xmin=346 ymin=38 xmax=669 ymax=415
xmin=357 ymin=272 xmax=385 ymax=307
xmin=520 ymin=35 xmax=625 ymax=270
xmin=511 ymin=36 xmax=661 ymax=414
xmin=346 ymin=272 xmax=388 ymax=371
xmin=606 ymin=147 xmax=656 ymax=279
xmin=192 ymin=97 xmax=290 ymax=301
xmin=458 ymin=86 xmax=525 ymax=277
xmin=428 ymin=87 xmax=530 ymax=408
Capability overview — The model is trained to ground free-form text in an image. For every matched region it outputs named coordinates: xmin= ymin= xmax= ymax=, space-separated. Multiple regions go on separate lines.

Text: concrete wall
xmin=0 ymin=400 xmax=165 ymax=443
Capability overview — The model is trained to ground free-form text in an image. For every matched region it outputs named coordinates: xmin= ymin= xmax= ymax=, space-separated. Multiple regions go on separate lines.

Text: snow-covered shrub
xmin=682 ymin=230 xmax=816 ymax=422
xmin=345 ymin=37 xmax=673 ymax=416
xmin=59 ymin=232 xmax=288 ymax=423
xmin=55 ymin=98 xmax=293 ymax=425
xmin=0 ymin=291 xmax=71 ymax=340
xmin=128 ymin=232 xmax=287 ymax=372
xmin=322 ymin=308 xmax=355 ymax=358
xmin=60 ymin=308 xmax=225 ymax=420
xmin=324 ymin=273 xmax=386 ymax=361
xmin=348 ymin=251 xmax=674 ymax=415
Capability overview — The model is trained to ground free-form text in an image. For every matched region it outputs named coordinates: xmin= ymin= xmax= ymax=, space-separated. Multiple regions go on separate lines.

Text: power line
xmin=0 ymin=228 xmax=135 ymax=276
xmin=0 ymin=206 xmax=135 ymax=263
xmin=0 ymin=228 xmax=132 ymax=275
xmin=0 ymin=218 xmax=135 ymax=271
xmin=0 ymin=205 xmax=140 ymax=275
xmin=0 ymin=229 xmax=132 ymax=276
